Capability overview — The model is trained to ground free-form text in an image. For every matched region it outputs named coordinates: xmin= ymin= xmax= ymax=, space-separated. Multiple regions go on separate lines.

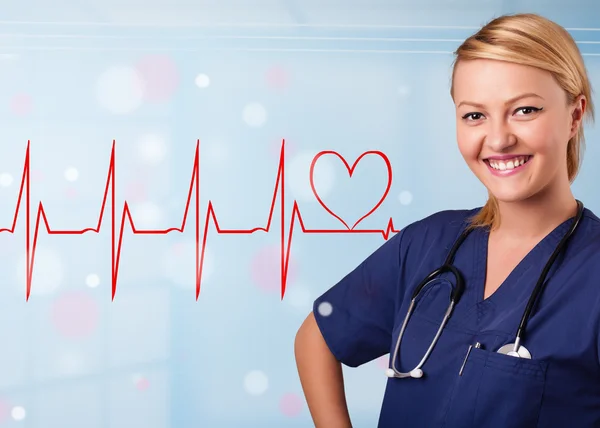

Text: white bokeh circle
xmin=137 ymin=134 xmax=167 ymax=165
xmin=288 ymin=152 xmax=335 ymax=202
xmin=318 ymin=301 xmax=333 ymax=317
xmin=162 ymin=239 xmax=214 ymax=289
xmin=96 ymin=65 xmax=145 ymax=114
xmin=86 ymin=273 xmax=100 ymax=288
xmin=16 ymin=247 xmax=63 ymax=296
xmin=244 ymin=370 xmax=269 ymax=396
xmin=131 ymin=202 xmax=163 ymax=229
xmin=195 ymin=74 xmax=210 ymax=88
xmin=64 ymin=167 xmax=79 ymax=182
xmin=242 ymin=103 xmax=267 ymax=127
xmin=399 ymin=190 xmax=413 ymax=205
xmin=398 ymin=85 xmax=411 ymax=97
xmin=0 ymin=172 xmax=13 ymax=187
xmin=11 ymin=406 xmax=26 ymax=421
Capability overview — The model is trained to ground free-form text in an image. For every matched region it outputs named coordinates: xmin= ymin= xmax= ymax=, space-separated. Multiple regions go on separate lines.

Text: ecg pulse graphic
xmin=0 ymin=139 xmax=400 ymax=301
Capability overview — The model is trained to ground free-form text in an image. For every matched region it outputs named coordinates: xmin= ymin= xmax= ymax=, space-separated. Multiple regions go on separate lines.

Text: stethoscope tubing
xmin=387 ymin=200 xmax=584 ymax=379
xmin=515 ymin=199 xmax=584 ymax=342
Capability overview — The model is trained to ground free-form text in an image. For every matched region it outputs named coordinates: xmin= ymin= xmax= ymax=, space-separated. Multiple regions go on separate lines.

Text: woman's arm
xmin=295 ymin=312 xmax=353 ymax=428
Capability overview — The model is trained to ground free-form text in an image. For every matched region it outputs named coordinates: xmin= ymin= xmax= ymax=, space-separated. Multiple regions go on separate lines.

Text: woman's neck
xmin=493 ymin=189 xmax=578 ymax=241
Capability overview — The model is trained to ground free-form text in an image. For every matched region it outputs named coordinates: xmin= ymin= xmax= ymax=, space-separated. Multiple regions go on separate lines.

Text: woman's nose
xmin=485 ymin=123 xmax=518 ymax=153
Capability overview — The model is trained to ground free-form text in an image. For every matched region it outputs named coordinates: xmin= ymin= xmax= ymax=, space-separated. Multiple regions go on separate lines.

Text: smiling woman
xmin=453 ymin=58 xmax=591 ymax=231
xmin=294 ymin=12 xmax=600 ymax=428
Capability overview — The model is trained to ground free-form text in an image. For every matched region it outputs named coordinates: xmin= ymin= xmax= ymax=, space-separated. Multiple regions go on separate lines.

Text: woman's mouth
xmin=483 ymin=155 xmax=532 ymax=176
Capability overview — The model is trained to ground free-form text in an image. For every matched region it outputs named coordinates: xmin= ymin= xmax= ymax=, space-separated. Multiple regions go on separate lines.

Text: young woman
xmin=295 ymin=13 xmax=598 ymax=428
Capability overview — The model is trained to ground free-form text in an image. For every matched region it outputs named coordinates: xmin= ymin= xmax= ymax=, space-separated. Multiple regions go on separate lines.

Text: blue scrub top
xmin=313 ymin=205 xmax=600 ymax=428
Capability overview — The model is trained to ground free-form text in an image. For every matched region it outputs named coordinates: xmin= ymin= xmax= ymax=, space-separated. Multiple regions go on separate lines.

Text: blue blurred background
xmin=0 ymin=1 xmax=599 ymax=427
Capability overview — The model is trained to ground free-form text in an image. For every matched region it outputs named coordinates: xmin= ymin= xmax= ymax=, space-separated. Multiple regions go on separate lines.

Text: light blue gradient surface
xmin=0 ymin=1 xmax=599 ymax=427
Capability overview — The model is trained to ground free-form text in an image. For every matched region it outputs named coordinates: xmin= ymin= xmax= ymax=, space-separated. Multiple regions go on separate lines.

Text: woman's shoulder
xmin=574 ymin=206 xmax=600 ymax=251
xmin=583 ymin=206 xmax=600 ymax=227
xmin=417 ymin=206 xmax=481 ymax=227
xmin=400 ymin=206 xmax=481 ymax=243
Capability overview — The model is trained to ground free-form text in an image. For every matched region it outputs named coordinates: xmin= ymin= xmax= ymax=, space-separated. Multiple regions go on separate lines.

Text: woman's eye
xmin=515 ymin=106 xmax=542 ymax=115
xmin=462 ymin=112 xmax=484 ymax=121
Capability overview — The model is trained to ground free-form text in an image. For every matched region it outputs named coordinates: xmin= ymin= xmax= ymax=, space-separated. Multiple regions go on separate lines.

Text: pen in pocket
xmin=459 ymin=342 xmax=481 ymax=376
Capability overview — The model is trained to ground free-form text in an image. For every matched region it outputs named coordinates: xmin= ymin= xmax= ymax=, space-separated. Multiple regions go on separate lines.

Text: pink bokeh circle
xmin=136 ymin=377 xmax=150 ymax=391
xmin=51 ymin=291 xmax=99 ymax=339
xmin=31 ymin=169 xmax=43 ymax=182
xmin=250 ymin=244 xmax=298 ymax=293
xmin=173 ymin=241 xmax=186 ymax=256
xmin=10 ymin=93 xmax=33 ymax=115
xmin=66 ymin=187 xmax=77 ymax=199
xmin=279 ymin=393 xmax=303 ymax=417
xmin=0 ymin=398 xmax=10 ymax=423
xmin=270 ymin=138 xmax=297 ymax=160
xmin=124 ymin=181 xmax=147 ymax=203
xmin=135 ymin=55 xmax=179 ymax=102
xmin=266 ymin=65 xmax=289 ymax=90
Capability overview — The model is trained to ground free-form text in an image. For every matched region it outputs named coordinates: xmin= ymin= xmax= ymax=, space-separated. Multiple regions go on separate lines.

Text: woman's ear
xmin=569 ymin=94 xmax=586 ymax=139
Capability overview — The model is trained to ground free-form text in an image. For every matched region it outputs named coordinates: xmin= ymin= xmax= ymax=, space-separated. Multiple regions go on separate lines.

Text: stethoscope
xmin=386 ymin=200 xmax=584 ymax=379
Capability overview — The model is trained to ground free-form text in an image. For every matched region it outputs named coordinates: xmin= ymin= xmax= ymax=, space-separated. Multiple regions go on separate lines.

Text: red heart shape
xmin=309 ymin=150 xmax=392 ymax=230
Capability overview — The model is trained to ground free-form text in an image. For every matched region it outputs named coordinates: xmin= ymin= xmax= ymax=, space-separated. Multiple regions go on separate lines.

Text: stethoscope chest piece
xmin=497 ymin=343 xmax=532 ymax=359
xmin=384 ymin=200 xmax=582 ymax=379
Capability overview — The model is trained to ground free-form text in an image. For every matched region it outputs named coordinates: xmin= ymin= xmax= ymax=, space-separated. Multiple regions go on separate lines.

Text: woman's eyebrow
xmin=457 ymin=92 xmax=545 ymax=109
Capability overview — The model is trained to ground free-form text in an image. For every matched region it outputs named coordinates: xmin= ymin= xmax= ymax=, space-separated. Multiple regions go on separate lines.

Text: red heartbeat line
xmin=0 ymin=140 xmax=400 ymax=301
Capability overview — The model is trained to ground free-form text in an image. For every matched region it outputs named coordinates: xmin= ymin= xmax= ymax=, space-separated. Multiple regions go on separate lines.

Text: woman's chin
xmin=487 ymin=188 xmax=534 ymax=204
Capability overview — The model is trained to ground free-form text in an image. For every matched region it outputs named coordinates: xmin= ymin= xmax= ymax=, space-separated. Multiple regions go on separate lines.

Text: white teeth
xmin=488 ymin=156 xmax=530 ymax=171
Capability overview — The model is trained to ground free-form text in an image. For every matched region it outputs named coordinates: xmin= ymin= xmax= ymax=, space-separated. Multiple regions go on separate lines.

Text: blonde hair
xmin=450 ymin=13 xmax=595 ymax=230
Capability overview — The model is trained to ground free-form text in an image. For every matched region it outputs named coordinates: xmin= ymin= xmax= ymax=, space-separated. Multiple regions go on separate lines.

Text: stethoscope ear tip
xmin=410 ymin=368 xmax=423 ymax=378
xmin=385 ymin=368 xmax=396 ymax=378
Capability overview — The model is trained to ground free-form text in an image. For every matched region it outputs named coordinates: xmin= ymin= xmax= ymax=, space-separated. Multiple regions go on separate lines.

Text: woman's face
xmin=452 ymin=59 xmax=585 ymax=204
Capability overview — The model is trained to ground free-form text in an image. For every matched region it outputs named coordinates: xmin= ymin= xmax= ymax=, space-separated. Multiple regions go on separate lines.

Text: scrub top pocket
xmin=442 ymin=346 xmax=547 ymax=428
